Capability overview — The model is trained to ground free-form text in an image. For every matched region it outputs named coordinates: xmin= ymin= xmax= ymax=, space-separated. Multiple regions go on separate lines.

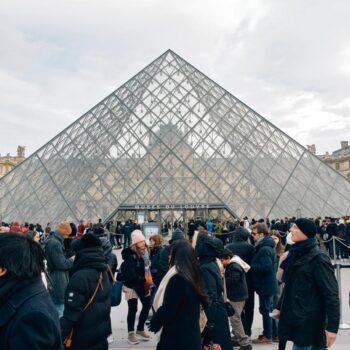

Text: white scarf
xmin=152 ymin=265 xmax=178 ymax=340
xmin=230 ymin=256 xmax=250 ymax=273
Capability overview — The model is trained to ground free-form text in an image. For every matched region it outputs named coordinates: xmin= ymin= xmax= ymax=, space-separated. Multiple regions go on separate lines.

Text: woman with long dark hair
xmin=149 ymin=240 xmax=208 ymax=350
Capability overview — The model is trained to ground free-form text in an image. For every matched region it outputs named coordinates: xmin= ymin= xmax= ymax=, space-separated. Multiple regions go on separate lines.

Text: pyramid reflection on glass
xmin=1 ymin=50 xmax=349 ymax=224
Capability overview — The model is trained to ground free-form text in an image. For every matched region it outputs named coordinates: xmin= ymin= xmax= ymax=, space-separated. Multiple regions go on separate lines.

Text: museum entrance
xmin=112 ymin=204 xmax=236 ymax=237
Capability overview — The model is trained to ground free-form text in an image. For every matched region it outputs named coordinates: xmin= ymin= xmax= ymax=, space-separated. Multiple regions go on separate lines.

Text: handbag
xmin=223 ymin=274 xmax=235 ymax=317
xmin=64 ymin=272 xmax=103 ymax=348
xmin=108 ymin=266 xmax=123 ymax=307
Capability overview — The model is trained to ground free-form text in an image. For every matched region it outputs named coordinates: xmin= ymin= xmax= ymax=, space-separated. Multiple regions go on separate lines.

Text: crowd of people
xmin=0 ymin=215 xmax=345 ymax=350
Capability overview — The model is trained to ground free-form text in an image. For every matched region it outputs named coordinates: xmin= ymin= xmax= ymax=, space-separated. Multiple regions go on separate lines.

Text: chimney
xmin=307 ymin=144 xmax=316 ymax=154
xmin=341 ymin=141 xmax=348 ymax=149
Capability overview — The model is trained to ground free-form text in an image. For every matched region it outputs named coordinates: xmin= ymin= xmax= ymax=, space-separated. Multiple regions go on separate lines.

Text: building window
xmin=335 ymin=163 xmax=340 ymax=170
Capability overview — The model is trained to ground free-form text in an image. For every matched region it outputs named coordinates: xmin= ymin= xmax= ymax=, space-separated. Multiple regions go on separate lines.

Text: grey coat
xmin=45 ymin=231 xmax=73 ymax=304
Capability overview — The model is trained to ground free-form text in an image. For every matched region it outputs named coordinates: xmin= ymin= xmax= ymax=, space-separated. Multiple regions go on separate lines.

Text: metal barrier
xmin=320 ymin=235 xmax=350 ymax=330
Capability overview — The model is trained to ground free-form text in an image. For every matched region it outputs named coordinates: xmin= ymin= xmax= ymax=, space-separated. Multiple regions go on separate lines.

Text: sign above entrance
xmin=119 ymin=203 xmax=226 ymax=210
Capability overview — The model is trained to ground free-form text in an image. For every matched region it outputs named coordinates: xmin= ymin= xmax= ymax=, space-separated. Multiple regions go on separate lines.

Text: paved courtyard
xmin=108 ymin=250 xmax=350 ymax=350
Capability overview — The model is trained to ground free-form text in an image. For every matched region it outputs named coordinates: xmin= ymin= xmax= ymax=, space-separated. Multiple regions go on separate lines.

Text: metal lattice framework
xmin=1 ymin=49 xmax=350 ymax=224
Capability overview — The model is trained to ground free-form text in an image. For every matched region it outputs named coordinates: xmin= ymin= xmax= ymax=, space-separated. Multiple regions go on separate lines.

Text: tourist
xmin=0 ymin=233 xmax=62 ymax=349
xmin=149 ymin=240 xmax=208 ymax=350
xmin=149 ymin=234 xmax=164 ymax=288
xmin=77 ymin=220 xmax=85 ymax=237
xmin=226 ymin=226 xmax=255 ymax=337
xmin=195 ymin=233 xmax=232 ymax=350
xmin=219 ymin=248 xmax=252 ymax=350
xmin=158 ymin=228 xmax=185 ymax=282
xmin=250 ymin=223 xmax=277 ymax=344
xmin=275 ymin=218 xmax=340 ymax=350
xmin=122 ymin=230 xmax=153 ymax=345
xmin=271 ymin=230 xmax=285 ymax=343
xmin=45 ymin=221 xmax=74 ymax=317
xmin=60 ymin=233 xmax=111 ymax=350
xmin=121 ymin=220 xmax=133 ymax=248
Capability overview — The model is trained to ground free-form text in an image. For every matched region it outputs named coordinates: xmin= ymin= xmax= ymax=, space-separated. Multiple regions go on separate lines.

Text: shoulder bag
xmin=64 ymin=272 xmax=103 ymax=348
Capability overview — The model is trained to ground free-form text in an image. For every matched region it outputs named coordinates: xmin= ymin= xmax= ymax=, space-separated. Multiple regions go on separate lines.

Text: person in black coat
xmin=45 ymin=221 xmax=74 ymax=317
xmin=158 ymin=228 xmax=185 ymax=283
xmin=149 ymin=234 xmax=164 ymax=287
xmin=226 ymin=226 xmax=255 ymax=337
xmin=149 ymin=240 xmax=209 ymax=350
xmin=0 ymin=233 xmax=62 ymax=350
xmin=195 ymin=233 xmax=232 ymax=350
xmin=60 ymin=233 xmax=111 ymax=350
xmin=276 ymin=219 xmax=340 ymax=349
xmin=250 ymin=223 xmax=277 ymax=344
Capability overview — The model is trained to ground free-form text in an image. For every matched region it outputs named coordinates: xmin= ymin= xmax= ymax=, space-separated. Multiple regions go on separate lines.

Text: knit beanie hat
xmin=169 ymin=228 xmax=185 ymax=243
xmin=57 ymin=221 xmax=72 ymax=236
xmin=131 ymin=229 xmax=145 ymax=245
xmin=72 ymin=233 xmax=102 ymax=252
xmin=295 ymin=218 xmax=317 ymax=238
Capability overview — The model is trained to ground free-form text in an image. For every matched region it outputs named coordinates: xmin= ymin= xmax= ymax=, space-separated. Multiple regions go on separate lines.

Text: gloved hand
xmin=148 ymin=315 xmax=161 ymax=333
xmin=201 ymin=324 xmax=214 ymax=345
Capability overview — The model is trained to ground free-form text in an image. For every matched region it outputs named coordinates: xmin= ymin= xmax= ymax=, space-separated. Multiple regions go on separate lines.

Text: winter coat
xmin=45 ymin=231 xmax=73 ymax=304
xmin=224 ymin=261 xmax=248 ymax=302
xmin=326 ymin=222 xmax=338 ymax=237
xmin=278 ymin=246 xmax=340 ymax=348
xmin=150 ymin=246 xmax=162 ymax=287
xmin=226 ymin=234 xmax=254 ymax=291
xmin=0 ymin=277 xmax=62 ymax=350
xmin=250 ymin=236 xmax=277 ymax=296
xmin=200 ymin=258 xmax=232 ymax=350
xmin=100 ymin=237 xmax=118 ymax=275
xmin=121 ymin=247 xmax=146 ymax=298
xmin=226 ymin=240 xmax=254 ymax=266
xmin=121 ymin=221 xmax=133 ymax=236
xmin=194 ymin=234 xmax=230 ymax=350
xmin=151 ymin=275 xmax=202 ymax=350
xmin=60 ymin=247 xmax=111 ymax=350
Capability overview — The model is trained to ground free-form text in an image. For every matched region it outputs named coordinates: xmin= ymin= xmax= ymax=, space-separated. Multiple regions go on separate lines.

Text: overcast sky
xmin=1 ymin=0 xmax=349 ymax=157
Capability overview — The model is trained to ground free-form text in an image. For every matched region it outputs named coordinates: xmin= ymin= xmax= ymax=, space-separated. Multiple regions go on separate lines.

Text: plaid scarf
xmin=141 ymin=250 xmax=154 ymax=293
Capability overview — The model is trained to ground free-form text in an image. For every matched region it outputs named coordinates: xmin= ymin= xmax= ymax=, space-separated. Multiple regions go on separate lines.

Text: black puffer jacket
xmin=121 ymin=247 xmax=145 ymax=298
xmin=60 ymin=247 xmax=111 ymax=350
xmin=279 ymin=245 xmax=339 ymax=348
xmin=225 ymin=261 xmax=248 ymax=302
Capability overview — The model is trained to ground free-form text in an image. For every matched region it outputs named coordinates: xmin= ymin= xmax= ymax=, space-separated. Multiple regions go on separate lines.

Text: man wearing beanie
xmin=276 ymin=218 xmax=340 ymax=350
xmin=45 ymin=221 xmax=74 ymax=317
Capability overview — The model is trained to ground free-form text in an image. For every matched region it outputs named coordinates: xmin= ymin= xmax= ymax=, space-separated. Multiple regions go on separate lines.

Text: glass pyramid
xmin=1 ymin=49 xmax=350 ymax=224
